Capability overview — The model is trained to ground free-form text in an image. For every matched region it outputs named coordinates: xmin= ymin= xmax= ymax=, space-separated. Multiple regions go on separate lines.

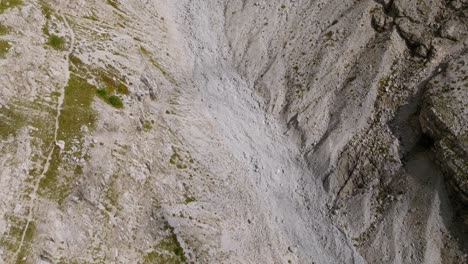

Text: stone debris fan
xmin=0 ymin=0 xmax=467 ymax=263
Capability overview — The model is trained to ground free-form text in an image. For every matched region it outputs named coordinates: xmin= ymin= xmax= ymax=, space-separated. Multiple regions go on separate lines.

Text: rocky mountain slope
xmin=0 ymin=0 xmax=467 ymax=263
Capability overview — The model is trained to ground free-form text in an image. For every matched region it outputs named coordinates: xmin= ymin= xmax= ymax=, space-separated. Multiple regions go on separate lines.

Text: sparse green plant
xmin=159 ymin=227 xmax=187 ymax=263
xmin=48 ymin=34 xmax=65 ymax=50
xmin=141 ymin=221 xmax=187 ymax=264
xmin=39 ymin=73 xmax=97 ymax=205
xmin=0 ymin=215 xmax=36 ymax=263
xmin=39 ymin=0 xmax=53 ymax=19
xmin=95 ymin=83 xmax=126 ymax=109
xmin=0 ymin=0 xmax=23 ymax=13
xmin=184 ymin=195 xmax=195 ymax=204
xmin=0 ymin=39 xmax=11 ymax=58
xmin=107 ymin=0 xmax=126 ymax=13
xmin=169 ymin=146 xmax=187 ymax=169
xmin=42 ymin=24 xmax=49 ymax=36
xmin=143 ymin=120 xmax=153 ymax=132
xmin=96 ymin=88 xmax=107 ymax=98
xmin=108 ymin=95 xmax=123 ymax=108
xmin=117 ymin=82 xmax=129 ymax=94
xmin=107 ymin=0 xmax=119 ymax=9
xmin=176 ymin=164 xmax=187 ymax=169
xmin=83 ymin=14 xmax=99 ymax=21
xmin=103 ymin=179 xmax=122 ymax=214
xmin=0 ymin=24 xmax=11 ymax=35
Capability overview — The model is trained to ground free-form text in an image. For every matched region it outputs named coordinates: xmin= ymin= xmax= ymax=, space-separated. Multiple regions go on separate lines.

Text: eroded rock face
xmin=420 ymin=52 xmax=468 ymax=210
xmin=370 ymin=0 xmax=468 ymax=58
xmin=0 ymin=0 xmax=467 ymax=263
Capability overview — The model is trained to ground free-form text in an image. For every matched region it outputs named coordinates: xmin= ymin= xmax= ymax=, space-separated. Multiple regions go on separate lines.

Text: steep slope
xmin=221 ymin=0 xmax=468 ymax=263
xmin=0 ymin=0 xmax=466 ymax=263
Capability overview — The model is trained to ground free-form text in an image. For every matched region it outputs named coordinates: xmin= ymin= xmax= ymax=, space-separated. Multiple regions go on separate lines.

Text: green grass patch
xmin=159 ymin=234 xmax=186 ymax=263
xmin=0 ymin=215 xmax=36 ymax=263
xmin=103 ymin=176 xmax=123 ymax=215
xmin=104 ymin=187 xmax=119 ymax=211
xmin=184 ymin=195 xmax=195 ymax=204
xmin=0 ymin=214 xmax=25 ymax=252
xmin=0 ymin=104 xmax=25 ymax=139
xmin=39 ymin=0 xmax=53 ymax=19
xmin=0 ymin=98 xmax=56 ymax=149
xmin=140 ymin=221 xmax=187 ymax=264
xmin=58 ymin=74 xmax=96 ymax=141
xmin=95 ymin=68 xmax=129 ymax=95
xmin=39 ymin=74 xmax=97 ymax=205
xmin=69 ymin=53 xmax=85 ymax=69
xmin=83 ymin=14 xmax=99 ymax=21
xmin=70 ymin=54 xmax=129 ymax=94
xmin=169 ymin=146 xmax=191 ymax=170
xmin=107 ymin=0 xmax=119 ymax=9
xmin=170 ymin=147 xmax=182 ymax=166
xmin=107 ymin=0 xmax=126 ymax=13
xmin=108 ymin=95 xmax=123 ymax=108
xmin=48 ymin=34 xmax=65 ymax=50
xmin=117 ymin=82 xmax=129 ymax=94
xmin=143 ymin=120 xmax=154 ymax=132
xmin=42 ymin=24 xmax=50 ymax=36
xmin=69 ymin=54 xmax=128 ymax=108
xmin=0 ymin=39 xmax=11 ymax=58
xmin=96 ymin=88 xmax=107 ymax=98
xmin=16 ymin=221 xmax=36 ymax=264
xmin=96 ymin=89 xmax=124 ymax=108
xmin=0 ymin=24 xmax=11 ymax=35
xmin=0 ymin=0 xmax=23 ymax=14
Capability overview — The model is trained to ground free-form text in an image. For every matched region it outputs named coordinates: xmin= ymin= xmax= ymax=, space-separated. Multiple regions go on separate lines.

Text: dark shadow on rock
xmin=389 ymin=67 xmax=468 ymax=258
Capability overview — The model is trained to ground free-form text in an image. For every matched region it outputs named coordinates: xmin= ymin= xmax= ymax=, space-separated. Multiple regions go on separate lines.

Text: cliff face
xmin=222 ymin=1 xmax=468 ymax=263
xmin=0 ymin=0 xmax=466 ymax=263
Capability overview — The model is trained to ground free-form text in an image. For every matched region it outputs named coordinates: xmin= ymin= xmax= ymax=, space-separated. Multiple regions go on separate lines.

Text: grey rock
xmin=440 ymin=17 xmax=466 ymax=41
xmin=395 ymin=18 xmax=429 ymax=47
xmin=371 ymin=8 xmax=387 ymax=32
xmin=376 ymin=0 xmax=394 ymax=10
xmin=450 ymin=0 xmax=468 ymax=10
xmin=420 ymin=53 xmax=468 ymax=205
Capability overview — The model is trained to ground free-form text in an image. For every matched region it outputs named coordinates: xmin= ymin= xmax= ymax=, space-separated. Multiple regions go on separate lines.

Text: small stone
xmin=56 ymin=140 xmax=65 ymax=150
xmin=440 ymin=18 xmax=464 ymax=41
xmin=415 ymin=45 xmax=429 ymax=58
xmin=371 ymin=8 xmax=386 ymax=32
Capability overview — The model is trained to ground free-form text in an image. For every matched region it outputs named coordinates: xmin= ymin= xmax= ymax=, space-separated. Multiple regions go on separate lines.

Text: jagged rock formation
xmin=0 ymin=0 xmax=466 ymax=263
xmin=420 ymin=51 xmax=468 ymax=230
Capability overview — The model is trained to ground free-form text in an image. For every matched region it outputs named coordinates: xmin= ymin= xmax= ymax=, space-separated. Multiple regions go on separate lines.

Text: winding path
xmin=13 ymin=13 xmax=75 ymax=261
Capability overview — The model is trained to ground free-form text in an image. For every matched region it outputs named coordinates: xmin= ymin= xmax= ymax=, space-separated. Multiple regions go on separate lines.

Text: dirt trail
xmin=13 ymin=13 xmax=75 ymax=261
